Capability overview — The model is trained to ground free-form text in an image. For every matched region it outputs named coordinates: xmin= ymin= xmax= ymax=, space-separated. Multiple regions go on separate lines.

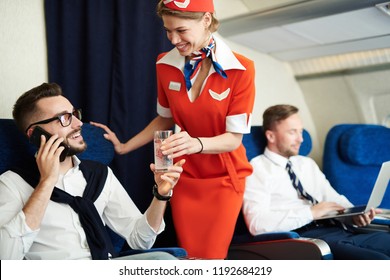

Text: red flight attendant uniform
xmin=156 ymin=35 xmax=255 ymax=259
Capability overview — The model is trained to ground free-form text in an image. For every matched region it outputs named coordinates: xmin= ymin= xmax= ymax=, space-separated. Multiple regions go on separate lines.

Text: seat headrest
xmin=0 ymin=120 xmax=114 ymax=174
xmin=0 ymin=119 xmax=36 ymax=174
xmin=339 ymin=125 xmax=390 ymax=166
xmin=78 ymin=123 xmax=115 ymax=165
xmin=243 ymin=126 xmax=312 ymax=161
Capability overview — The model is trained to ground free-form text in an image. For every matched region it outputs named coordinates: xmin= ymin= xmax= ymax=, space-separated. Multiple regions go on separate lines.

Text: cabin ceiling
xmin=214 ymin=0 xmax=390 ymax=63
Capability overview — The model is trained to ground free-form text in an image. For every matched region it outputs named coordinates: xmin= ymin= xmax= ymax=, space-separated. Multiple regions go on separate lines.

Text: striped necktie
xmin=286 ymin=160 xmax=318 ymax=205
xmin=184 ymin=36 xmax=227 ymax=90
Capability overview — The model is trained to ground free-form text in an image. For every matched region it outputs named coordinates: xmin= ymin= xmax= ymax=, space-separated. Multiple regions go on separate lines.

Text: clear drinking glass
xmin=154 ymin=130 xmax=173 ymax=172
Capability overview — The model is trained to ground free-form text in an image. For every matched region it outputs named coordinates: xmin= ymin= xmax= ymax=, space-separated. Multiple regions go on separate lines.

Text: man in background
xmin=243 ymin=104 xmax=390 ymax=259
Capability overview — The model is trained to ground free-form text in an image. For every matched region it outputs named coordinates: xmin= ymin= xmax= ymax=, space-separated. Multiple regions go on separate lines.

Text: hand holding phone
xmin=29 ymin=126 xmax=70 ymax=162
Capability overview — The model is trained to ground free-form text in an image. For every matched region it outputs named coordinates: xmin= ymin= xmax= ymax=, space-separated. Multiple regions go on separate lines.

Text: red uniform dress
xmin=156 ymin=35 xmax=255 ymax=259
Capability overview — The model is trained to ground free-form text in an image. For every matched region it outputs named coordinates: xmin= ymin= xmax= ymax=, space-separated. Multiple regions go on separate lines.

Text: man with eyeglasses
xmin=25 ymin=108 xmax=82 ymax=133
xmin=0 ymin=82 xmax=185 ymax=260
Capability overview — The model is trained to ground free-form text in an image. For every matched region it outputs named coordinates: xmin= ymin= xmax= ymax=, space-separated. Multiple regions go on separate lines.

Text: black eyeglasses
xmin=25 ymin=109 xmax=82 ymax=133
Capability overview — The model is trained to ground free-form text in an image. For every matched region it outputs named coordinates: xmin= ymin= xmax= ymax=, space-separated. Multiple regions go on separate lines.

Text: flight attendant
xmin=91 ymin=0 xmax=255 ymax=259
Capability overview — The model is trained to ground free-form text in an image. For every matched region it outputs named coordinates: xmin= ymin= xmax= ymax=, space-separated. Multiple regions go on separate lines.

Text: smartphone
xmin=29 ymin=126 xmax=70 ymax=162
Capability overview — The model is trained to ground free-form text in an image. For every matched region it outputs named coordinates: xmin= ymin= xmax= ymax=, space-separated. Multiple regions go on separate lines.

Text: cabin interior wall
xmin=297 ymin=75 xmax=362 ymax=158
xmin=297 ymin=67 xmax=390 ymax=166
xmin=345 ymin=69 xmax=390 ymax=125
xmin=0 ymin=0 xmax=48 ymax=119
xmin=223 ymin=37 xmax=321 ymax=165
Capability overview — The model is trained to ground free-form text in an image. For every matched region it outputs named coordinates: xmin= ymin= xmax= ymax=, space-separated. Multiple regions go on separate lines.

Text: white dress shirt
xmin=0 ymin=157 xmax=164 ymax=260
xmin=243 ymin=148 xmax=353 ymax=235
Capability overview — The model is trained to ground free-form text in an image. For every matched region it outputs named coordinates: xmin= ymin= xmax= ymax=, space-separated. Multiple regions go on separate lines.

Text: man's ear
xmin=265 ymin=130 xmax=275 ymax=143
xmin=26 ymin=127 xmax=34 ymax=138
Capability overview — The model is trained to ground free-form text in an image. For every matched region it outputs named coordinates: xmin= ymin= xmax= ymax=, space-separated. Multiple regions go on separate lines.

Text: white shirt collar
xmin=72 ymin=155 xmax=81 ymax=165
xmin=263 ymin=147 xmax=290 ymax=168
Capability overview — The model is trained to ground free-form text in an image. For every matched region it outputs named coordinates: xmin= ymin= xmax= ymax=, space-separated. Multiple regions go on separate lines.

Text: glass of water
xmin=154 ymin=130 xmax=173 ymax=172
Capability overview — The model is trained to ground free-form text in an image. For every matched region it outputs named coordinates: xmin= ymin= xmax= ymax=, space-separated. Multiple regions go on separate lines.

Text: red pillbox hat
xmin=163 ymin=0 xmax=214 ymax=12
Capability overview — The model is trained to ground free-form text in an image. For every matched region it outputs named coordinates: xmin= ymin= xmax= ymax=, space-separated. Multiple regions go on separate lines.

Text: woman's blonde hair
xmin=156 ymin=0 xmax=219 ymax=32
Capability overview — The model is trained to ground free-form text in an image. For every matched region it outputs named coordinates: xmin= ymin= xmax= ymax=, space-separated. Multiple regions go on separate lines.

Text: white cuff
xmin=226 ymin=113 xmax=252 ymax=133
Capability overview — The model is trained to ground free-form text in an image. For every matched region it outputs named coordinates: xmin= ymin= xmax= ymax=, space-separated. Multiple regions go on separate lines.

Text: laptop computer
xmin=316 ymin=161 xmax=390 ymax=220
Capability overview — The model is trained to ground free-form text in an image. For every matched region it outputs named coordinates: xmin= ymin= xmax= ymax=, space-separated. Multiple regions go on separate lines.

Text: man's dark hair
xmin=262 ymin=104 xmax=299 ymax=132
xmin=13 ymin=83 xmax=63 ymax=133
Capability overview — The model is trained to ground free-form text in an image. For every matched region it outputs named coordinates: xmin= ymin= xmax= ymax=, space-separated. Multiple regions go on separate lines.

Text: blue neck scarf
xmin=184 ymin=36 xmax=227 ymax=90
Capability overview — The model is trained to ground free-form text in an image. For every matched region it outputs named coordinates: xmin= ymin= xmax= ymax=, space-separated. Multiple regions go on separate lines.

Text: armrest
xmin=352 ymin=215 xmax=390 ymax=233
xmin=373 ymin=217 xmax=390 ymax=226
xmin=118 ymin=247 xmax=188 ymax=258
xmin=369 ymin=213 xmax=390 ymax=230
xmin=232 ymin=231 xmax=300 ymax=244
xmin=374 ymin=208 xmax=390 ymax=225
xmin=228 ymin=233 xmax=332 ymax=260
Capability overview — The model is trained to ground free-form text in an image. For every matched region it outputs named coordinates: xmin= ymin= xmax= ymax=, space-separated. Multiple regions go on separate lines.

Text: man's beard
xmin=284 ymin=150 xmax=297 ymax=158
xmin=277 ymin=143 xmax=299 ymax=158
xmin=64 ymin=129 xmax=87 ymax=157
xmin=66 ymin=142 xmax=87 ymax=156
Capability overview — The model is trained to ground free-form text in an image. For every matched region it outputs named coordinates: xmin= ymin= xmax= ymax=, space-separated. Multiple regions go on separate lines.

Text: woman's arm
xmin=161 ymin=131 xmax=243 ymax=159
xmin=91 ymin=116 xmax=175 ymax=155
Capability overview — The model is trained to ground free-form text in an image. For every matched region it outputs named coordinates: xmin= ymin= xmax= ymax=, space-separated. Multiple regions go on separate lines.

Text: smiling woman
xmin=90 ymin=0 xmax=255 ymax=259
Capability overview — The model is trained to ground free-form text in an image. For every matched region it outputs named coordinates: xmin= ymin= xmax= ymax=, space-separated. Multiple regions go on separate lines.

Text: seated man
xmin=0 ymin=82 xmax=185 ymax=260
xmin=243 ymin=104 xmax=390 ymax=259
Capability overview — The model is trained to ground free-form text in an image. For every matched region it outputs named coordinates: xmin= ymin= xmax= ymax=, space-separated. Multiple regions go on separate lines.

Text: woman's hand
xmin=151 ymin=159 xmax=186 ymax=196
xmin=89 ymin=121 xmax=125 ymax=154
xmin=160 ymin=131 xmax=202 ymax=158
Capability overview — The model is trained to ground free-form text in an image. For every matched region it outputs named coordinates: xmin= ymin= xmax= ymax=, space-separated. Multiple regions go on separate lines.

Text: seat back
xmin=0 ymin=119 xmax=37 ymax=174
xmin=242 ymin=126 xmax=312 ymax=161
xmin=323 ymin=124 xmax=390 ymax=208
